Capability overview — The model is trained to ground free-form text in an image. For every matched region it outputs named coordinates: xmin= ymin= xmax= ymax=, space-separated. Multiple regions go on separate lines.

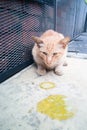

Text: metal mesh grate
xmin=0 ymin=0 xmax=55 ymax=82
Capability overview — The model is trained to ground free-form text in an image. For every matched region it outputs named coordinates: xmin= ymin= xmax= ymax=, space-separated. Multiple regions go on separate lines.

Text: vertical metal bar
xmin=54 ymin=0 xmax=57 ymax=31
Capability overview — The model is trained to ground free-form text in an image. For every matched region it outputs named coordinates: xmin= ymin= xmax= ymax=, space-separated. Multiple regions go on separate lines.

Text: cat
xmin=32 ymin=29 xmax=70 ymax=76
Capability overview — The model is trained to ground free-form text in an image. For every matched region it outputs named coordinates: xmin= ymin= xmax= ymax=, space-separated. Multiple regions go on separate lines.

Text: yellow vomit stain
xmin=37 ymin=95 xmax=74 ymax=120
xmin=39 ymin=82 xmax=56 ymax=89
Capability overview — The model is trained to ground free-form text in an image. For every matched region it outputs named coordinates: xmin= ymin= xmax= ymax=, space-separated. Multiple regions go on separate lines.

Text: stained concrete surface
xmin=0 ymin=57 xmax=87 ymax=130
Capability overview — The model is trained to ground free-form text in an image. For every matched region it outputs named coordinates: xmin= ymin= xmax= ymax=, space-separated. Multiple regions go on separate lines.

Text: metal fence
xmin=0 ymin=0 xmax=55 ymax=82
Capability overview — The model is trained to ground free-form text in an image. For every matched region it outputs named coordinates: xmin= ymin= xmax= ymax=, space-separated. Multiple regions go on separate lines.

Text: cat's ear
xmin=60 ymin=37 xmax=70 ymax=48
xmin=32 ymin=36 xmax=44 ymax=48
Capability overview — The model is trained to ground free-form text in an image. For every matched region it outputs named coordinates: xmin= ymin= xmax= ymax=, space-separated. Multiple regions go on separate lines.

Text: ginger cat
xmin=32 ymin=30 xmax=70 ymax=76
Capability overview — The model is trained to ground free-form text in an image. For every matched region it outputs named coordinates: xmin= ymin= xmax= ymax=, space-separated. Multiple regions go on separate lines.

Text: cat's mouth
xmin=45 ymin=62 xmax=54 ymax=69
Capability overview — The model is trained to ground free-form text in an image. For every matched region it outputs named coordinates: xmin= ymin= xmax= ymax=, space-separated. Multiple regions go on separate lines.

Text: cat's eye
xmin=53 ymin=53 xmax=57 ymax=55
xmin=42 ymin=52 xmax=47 ymax=55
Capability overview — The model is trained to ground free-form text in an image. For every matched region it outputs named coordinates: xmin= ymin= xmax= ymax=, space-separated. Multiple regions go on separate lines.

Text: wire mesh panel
xmin=0 ymin=0 xmax=55 ymax=83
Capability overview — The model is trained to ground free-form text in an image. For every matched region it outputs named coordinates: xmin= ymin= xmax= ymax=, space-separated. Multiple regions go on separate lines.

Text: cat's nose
xmin=46 ymin=57 xmax=52 ymax=65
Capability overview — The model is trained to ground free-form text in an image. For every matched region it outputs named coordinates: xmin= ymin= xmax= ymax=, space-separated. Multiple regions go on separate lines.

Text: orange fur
xmin=32 ymin=30 xmax=70 ymax=76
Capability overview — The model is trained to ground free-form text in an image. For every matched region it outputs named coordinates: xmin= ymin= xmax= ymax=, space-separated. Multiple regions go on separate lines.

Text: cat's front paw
xmin=54 ymin=70 xmax=64 ymax=76
xmin=37 ymin=69 xmax=46 ymax=76
xmin=63 ymin=61 xmax=68 ymax=66
xmin=54 ymin=67 xmax=64 ymax=76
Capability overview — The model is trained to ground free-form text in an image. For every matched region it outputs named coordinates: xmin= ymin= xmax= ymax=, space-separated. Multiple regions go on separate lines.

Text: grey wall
xmin=56 ymin=0 xmax=87 ymax=54
xmin=56 ymin=0 xmax=87 ymax=38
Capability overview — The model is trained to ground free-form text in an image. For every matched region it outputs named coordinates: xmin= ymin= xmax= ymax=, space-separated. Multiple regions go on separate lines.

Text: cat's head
xmin=32 ymin=36 xmax=70 ymax=66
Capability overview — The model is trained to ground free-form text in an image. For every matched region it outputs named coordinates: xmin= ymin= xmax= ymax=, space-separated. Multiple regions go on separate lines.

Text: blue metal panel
xmin=69 ymin=33 xmax=87 ymax=54
xmin=56 ymin=0 xmax=87 ymax=54
xmin=56 ymin=0 xmax=77 ymax=38
xmin=73 ymin=0 xmax=87 ymax=36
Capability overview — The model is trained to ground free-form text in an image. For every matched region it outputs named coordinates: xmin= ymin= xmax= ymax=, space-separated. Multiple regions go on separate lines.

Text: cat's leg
xmin=37 ymin=65 xmax=46 ymax=76
xmin=54 ymin=65 xmax=64 ymax=76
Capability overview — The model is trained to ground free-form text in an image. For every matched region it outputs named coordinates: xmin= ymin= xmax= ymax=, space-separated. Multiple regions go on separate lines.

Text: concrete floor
xmin=0 ymin=57 xmax=87 ymax=130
